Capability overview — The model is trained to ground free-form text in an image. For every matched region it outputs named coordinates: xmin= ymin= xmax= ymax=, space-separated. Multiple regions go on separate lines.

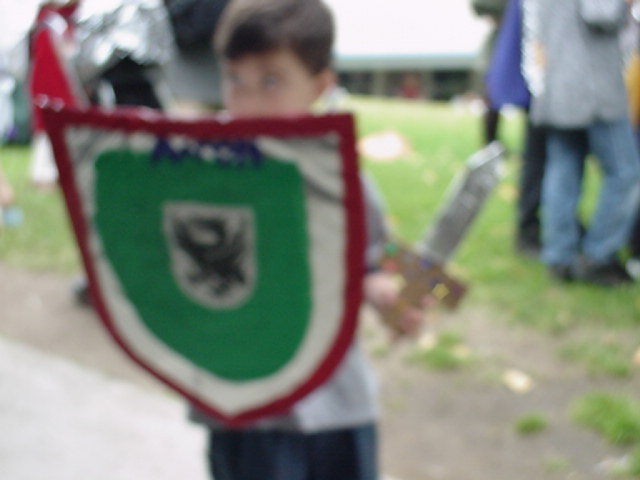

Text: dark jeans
xmin=517 ymin=120 xmax=547 ymax=245
xmin=630 ymin=210 xmax=640 ymax=258
xmin=517 ymin=121 xmax=588 ymax=247
xmin=542 ymin=121 xmax=640 ymax=266
xmin=207 ymin=424 xmax=378 ymax=480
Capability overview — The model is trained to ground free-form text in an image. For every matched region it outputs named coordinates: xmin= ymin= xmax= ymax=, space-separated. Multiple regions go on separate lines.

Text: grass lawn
xmin=349 ymin=97 xmax=640 ymax=333
xmin=1 ymin=96 xmax=639 ymax=476
xmin=1 ymin=96 xmax=639 ymax=333
xmin=1 ymin=145 xmax=79 ymax=273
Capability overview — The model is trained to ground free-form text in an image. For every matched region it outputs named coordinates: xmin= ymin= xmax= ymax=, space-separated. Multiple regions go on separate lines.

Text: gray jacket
xmin=524 ymin=0 xmax=629 ymax=128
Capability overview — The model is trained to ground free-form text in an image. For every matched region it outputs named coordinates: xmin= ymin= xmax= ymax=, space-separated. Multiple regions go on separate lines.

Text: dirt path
xmin=369 ymin=309 xmax=637 ymax=480
xmin=1 ymin=262 xmax=637 ymax=479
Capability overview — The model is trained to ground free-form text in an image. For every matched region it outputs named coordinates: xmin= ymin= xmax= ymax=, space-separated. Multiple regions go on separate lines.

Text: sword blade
xmin=419 ymin=141 xmax=505 ymax=265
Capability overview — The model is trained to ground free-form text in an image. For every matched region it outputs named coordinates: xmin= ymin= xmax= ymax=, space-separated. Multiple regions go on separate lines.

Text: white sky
xmin=324 ymin=0 xmax=490 ymax=61
xmin=1 ymin=0 xmax=491 ymax=67
xmin=0 ymin=0 xmax=42 ymax=49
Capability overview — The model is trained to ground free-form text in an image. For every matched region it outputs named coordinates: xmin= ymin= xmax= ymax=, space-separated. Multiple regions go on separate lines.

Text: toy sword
xmin=380 ymin=141 xmax=505 ymax=331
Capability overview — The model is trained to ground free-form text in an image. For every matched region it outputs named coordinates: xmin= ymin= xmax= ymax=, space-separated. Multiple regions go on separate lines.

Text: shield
xmin=40 ymin=105 xmax=365 ymax=426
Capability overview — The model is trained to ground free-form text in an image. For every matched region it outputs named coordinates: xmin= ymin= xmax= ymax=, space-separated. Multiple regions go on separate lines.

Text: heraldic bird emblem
xmin=164 ymin=203 xmax=255 ymax=309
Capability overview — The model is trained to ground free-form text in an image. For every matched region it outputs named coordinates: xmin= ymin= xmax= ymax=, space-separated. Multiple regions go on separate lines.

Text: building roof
xmin=323 ymin=0 xmax=491 ymax=71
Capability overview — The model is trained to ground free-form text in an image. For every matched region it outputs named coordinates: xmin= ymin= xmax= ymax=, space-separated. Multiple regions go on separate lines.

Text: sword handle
xmin=378 ymin=242 xmax=467 ymax=335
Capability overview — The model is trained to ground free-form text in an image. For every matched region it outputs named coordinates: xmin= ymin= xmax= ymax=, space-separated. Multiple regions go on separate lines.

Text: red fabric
xmin=29 ymin=4 xmax=82 ymax=132
xmin=35 ymin=3 xmax=78 ymax=32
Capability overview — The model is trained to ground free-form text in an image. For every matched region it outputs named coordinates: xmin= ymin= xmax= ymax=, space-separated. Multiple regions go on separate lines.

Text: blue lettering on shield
xmin=151 ymin=138 xmax=264 ymax=168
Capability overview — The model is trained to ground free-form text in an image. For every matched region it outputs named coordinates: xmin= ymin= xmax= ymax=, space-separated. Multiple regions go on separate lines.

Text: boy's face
xmin=221 ymin=49 xmax=334 ymax=118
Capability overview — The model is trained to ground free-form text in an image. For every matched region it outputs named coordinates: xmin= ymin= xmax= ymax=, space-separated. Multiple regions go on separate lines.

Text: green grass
xmin=0 ymin=145 xmax=80 ymax=273
xmin=1 ymin=96 xmax=640 ymax=333
xmin=630 ymin=447 xmax=640 ymax=477
xmin=2 ymin=95 xmax=639 ymax=477
xmin=570 ymin=393 xmax=640 ymax=478
xmin=571 ymin=393 xmax=640 ymax=446
xmin=515 ymin=414 xmax=548 ymax=435
xmin=409 ymin=330 xmax=472 ymax=371
xmin=345 ymin=97 xmax=640 ymax=333
xmin=560 ymin=340 xmax=634 ymax=378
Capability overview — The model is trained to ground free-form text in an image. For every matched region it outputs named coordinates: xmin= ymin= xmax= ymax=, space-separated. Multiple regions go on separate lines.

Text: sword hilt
xmin=378 ymin=242 xmax=467 ymax=335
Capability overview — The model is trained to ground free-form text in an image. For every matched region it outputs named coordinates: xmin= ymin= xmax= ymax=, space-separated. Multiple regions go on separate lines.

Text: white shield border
xmin=42 ymin=105 xmax=366 ymax=426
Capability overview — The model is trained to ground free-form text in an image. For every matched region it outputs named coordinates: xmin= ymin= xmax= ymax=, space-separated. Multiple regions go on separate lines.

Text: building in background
xmin=3 ymin=0 xmax=491 ymax=104
xmin=324 ymin=0 xmax=490 ymax=100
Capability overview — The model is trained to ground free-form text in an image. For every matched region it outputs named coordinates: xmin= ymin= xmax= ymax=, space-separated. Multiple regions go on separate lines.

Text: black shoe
xmin=572 ymin=257 xmax=634 ymax=287
xmin=516 ymin=237 xmax=542 ymax=259
xmin=548 ymin=264 xmax=573 ymax=283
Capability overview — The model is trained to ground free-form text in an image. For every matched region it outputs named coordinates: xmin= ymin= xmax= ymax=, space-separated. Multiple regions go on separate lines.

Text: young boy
xmin=192 ymin=1 xmax=430 ymax=478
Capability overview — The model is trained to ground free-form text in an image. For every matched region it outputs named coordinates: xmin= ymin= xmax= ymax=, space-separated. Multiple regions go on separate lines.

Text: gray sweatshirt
xmin=523 ymin=0 xmax=630 ymax=128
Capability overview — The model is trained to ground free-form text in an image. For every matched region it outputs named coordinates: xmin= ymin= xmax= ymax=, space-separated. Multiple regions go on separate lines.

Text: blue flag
xmin=486 ymin=0 xmax=530 ymax=110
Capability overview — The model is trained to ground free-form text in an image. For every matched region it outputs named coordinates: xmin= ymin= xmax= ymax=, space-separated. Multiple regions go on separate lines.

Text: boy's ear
xmin=315 ymin=69 xmax=337 ymax=96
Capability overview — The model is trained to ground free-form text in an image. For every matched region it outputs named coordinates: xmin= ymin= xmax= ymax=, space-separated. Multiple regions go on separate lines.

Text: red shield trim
xmin=41 ymin=105 xmax=365 ymax=426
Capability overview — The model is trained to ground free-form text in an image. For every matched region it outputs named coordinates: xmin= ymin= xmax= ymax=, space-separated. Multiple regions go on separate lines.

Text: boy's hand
xmin=364 ymin=271 xmax=435 ymax=340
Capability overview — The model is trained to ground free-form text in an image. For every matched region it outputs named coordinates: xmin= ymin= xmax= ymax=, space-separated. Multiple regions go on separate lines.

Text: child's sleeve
xmin=361 ymin=173 xmax=390 ymax=272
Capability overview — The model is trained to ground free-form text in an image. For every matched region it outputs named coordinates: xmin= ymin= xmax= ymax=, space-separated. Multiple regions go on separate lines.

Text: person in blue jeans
xmin=543 ymin=121 xmax=640 ymax=284
xmin=523 ymin=0 xmax=640 ymax=286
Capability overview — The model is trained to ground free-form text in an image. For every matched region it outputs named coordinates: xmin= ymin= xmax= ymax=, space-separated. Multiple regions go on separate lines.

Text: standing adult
xmin=484 ymin=0 xmax=543 ymax=257
xmin=624 ymin=0 xmax=640 ymax=279
xmin=523 ymin=0 xmax=640 ymax=286
xmin=162 ymin=0 xmax=229 ymax=114
xmin=470 ymin=0 xmax=509 ymax=144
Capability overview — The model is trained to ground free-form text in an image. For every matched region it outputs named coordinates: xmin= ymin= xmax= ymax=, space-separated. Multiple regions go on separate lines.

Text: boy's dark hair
xmin=214 ymin=0 xmax=334 ymax=74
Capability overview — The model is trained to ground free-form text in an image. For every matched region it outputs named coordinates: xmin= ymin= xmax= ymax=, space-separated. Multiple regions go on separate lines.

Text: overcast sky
xmin=1 ymin=0 xmax=491 ymax=60
xmin=324 ymin=0 xmax=490 ymax=58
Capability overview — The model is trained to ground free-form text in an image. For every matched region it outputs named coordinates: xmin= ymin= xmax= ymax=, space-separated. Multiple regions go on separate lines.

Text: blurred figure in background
xmin=524 ymin=0 xmax=640 ymax=286
xmin=398 ymin=73 xmax=425 ymax=100
xmin=486 ymin=0 xmax=588 ymax=259
xmin=0 ymin=63 xmax=14 ymax=227
xmin=483 ymin=0 xmax=542 ymax=257
xmin=162 ymin=0 xmax=229 ymax=114
xmin=624 ymin=0 xmax=640 ymax=279
xmin=70 ymin=0 xmax=176 ymax=306
xmin=74 ymin=0 xmax=174 ymax=111
xmin=27 ymin=0 xmax=177 ymax=191
xmin=470 ymin=0 xmax=509 ymax=144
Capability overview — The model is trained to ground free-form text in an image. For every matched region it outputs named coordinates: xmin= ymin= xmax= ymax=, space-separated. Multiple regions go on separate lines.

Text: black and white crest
xmin=163 ymin=202 xmax=256 ymax=309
